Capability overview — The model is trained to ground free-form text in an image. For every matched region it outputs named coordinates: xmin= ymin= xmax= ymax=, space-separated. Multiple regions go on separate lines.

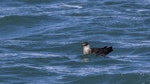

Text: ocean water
xmin=0 ymin=0 xmax=150 ymax=84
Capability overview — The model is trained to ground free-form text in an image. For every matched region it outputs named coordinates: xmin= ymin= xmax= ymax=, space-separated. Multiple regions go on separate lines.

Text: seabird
xmin=82 ymin=42 xmax=113 ymax=56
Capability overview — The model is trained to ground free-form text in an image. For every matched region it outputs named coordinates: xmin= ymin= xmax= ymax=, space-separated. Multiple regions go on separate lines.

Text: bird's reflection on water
xmin=82 ymin=57 xmax=89 ymax=62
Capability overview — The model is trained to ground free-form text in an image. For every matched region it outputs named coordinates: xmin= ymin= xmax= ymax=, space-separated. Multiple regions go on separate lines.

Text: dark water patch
xmin=0 ymin=75 xmax=22 ymax=84
xmin=115 ymin=48 xmax=134 ymax=56
xmin=144 ymin=18 xmax=150 ymax=25
xmin=3 ymin=1 xmax=23 ymax=7
xmin=17 ymin=56 xmax=70 ymax=66
xmin=14 ymin=34 xmax=49 ymax=41
xmin=68 ymin=73 xmax=150 ymax=84
xmin=109 ymin=22 xmax=131 ymax=28
xmin=0 ymin=40 xmax=38 ymax=52
xmin=94 ymin=57 xmax=124 ymax=65
xmin=120 ymin=1 xmax=150 ymax=9
xmin=55 ymin=26 xmax=83 ymax=34
xmin=0 ymin=66 xmax=57 ymax=84
xmin=56 ymin=43 xmax=82 ymax=54
xmin=0 ymin=15 xmax=61 ymax=27
xmin=27 ymin=42 xmax=83 ymax=55
xmin=132 ymin=47 xmax=150 ymax=55
xmin=0 ymin=15 xmax=66 ymax=40
xmin=104 ymin=1 xmax=127 ymax=6
xmin=57 ymin=60 xmax=89 ymax=68
xmin=17 ymin=0 xmax=55 ymax=4
xmin=59 ymin=75 xmax=82 ymax=84
xmin=0 ymin=65 xmax=53 ymax=77
xmin=0 ymin=39 xmax=76 ymax=53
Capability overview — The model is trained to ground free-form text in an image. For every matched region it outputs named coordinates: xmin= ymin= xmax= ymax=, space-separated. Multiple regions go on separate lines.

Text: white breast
xmin=83 ymin=45 xmax=91 ymax=55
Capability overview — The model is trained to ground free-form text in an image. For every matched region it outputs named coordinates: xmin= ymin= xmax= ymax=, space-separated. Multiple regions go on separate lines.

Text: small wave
xmin=61 ymin=3 xmax=83 ymax=9
xmin=20 ymin=52 xmax=62 ymax=58
xmin=137 ymin=9 xmax=150 ymax=12
xmin=0 ymin=53 xmax=18 ymax=57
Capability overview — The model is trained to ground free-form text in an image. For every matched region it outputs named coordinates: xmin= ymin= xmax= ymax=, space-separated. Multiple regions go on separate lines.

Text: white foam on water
xmin=61 ymin=3 xmax=83 ymax=9
xmin=0 ymin=53 xmax=18 ymax=56
xmin=112 ymin=40 xmax=150 ymax=48
xmin=20 ymin=52 xmax=62 ymax=58
xmin=0 ymin=52 xmax=62 ymax=59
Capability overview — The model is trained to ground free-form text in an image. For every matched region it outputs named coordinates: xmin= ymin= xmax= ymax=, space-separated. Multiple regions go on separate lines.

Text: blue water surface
xmin=0 ymin=0 xmax=150 ymax=84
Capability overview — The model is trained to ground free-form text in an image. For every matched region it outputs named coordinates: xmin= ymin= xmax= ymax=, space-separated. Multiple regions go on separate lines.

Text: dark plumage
xmin=91 ymin=46 xmax=113 ymax=56
xmin=82 ymin=42 xmax=113 ymax=56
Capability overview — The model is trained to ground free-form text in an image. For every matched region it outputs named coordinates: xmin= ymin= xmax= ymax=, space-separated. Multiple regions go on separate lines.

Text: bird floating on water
xmin=82 ymin=42 xmax=113 ymax=56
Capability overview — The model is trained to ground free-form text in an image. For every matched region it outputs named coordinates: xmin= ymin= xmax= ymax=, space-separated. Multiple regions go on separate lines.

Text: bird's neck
xmin=83 ymin=45 xmax=91 ymax=55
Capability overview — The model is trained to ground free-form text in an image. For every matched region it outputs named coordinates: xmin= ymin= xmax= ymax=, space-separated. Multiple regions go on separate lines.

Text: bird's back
xmin=91 ymin=46 xmax=113 ymax=56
